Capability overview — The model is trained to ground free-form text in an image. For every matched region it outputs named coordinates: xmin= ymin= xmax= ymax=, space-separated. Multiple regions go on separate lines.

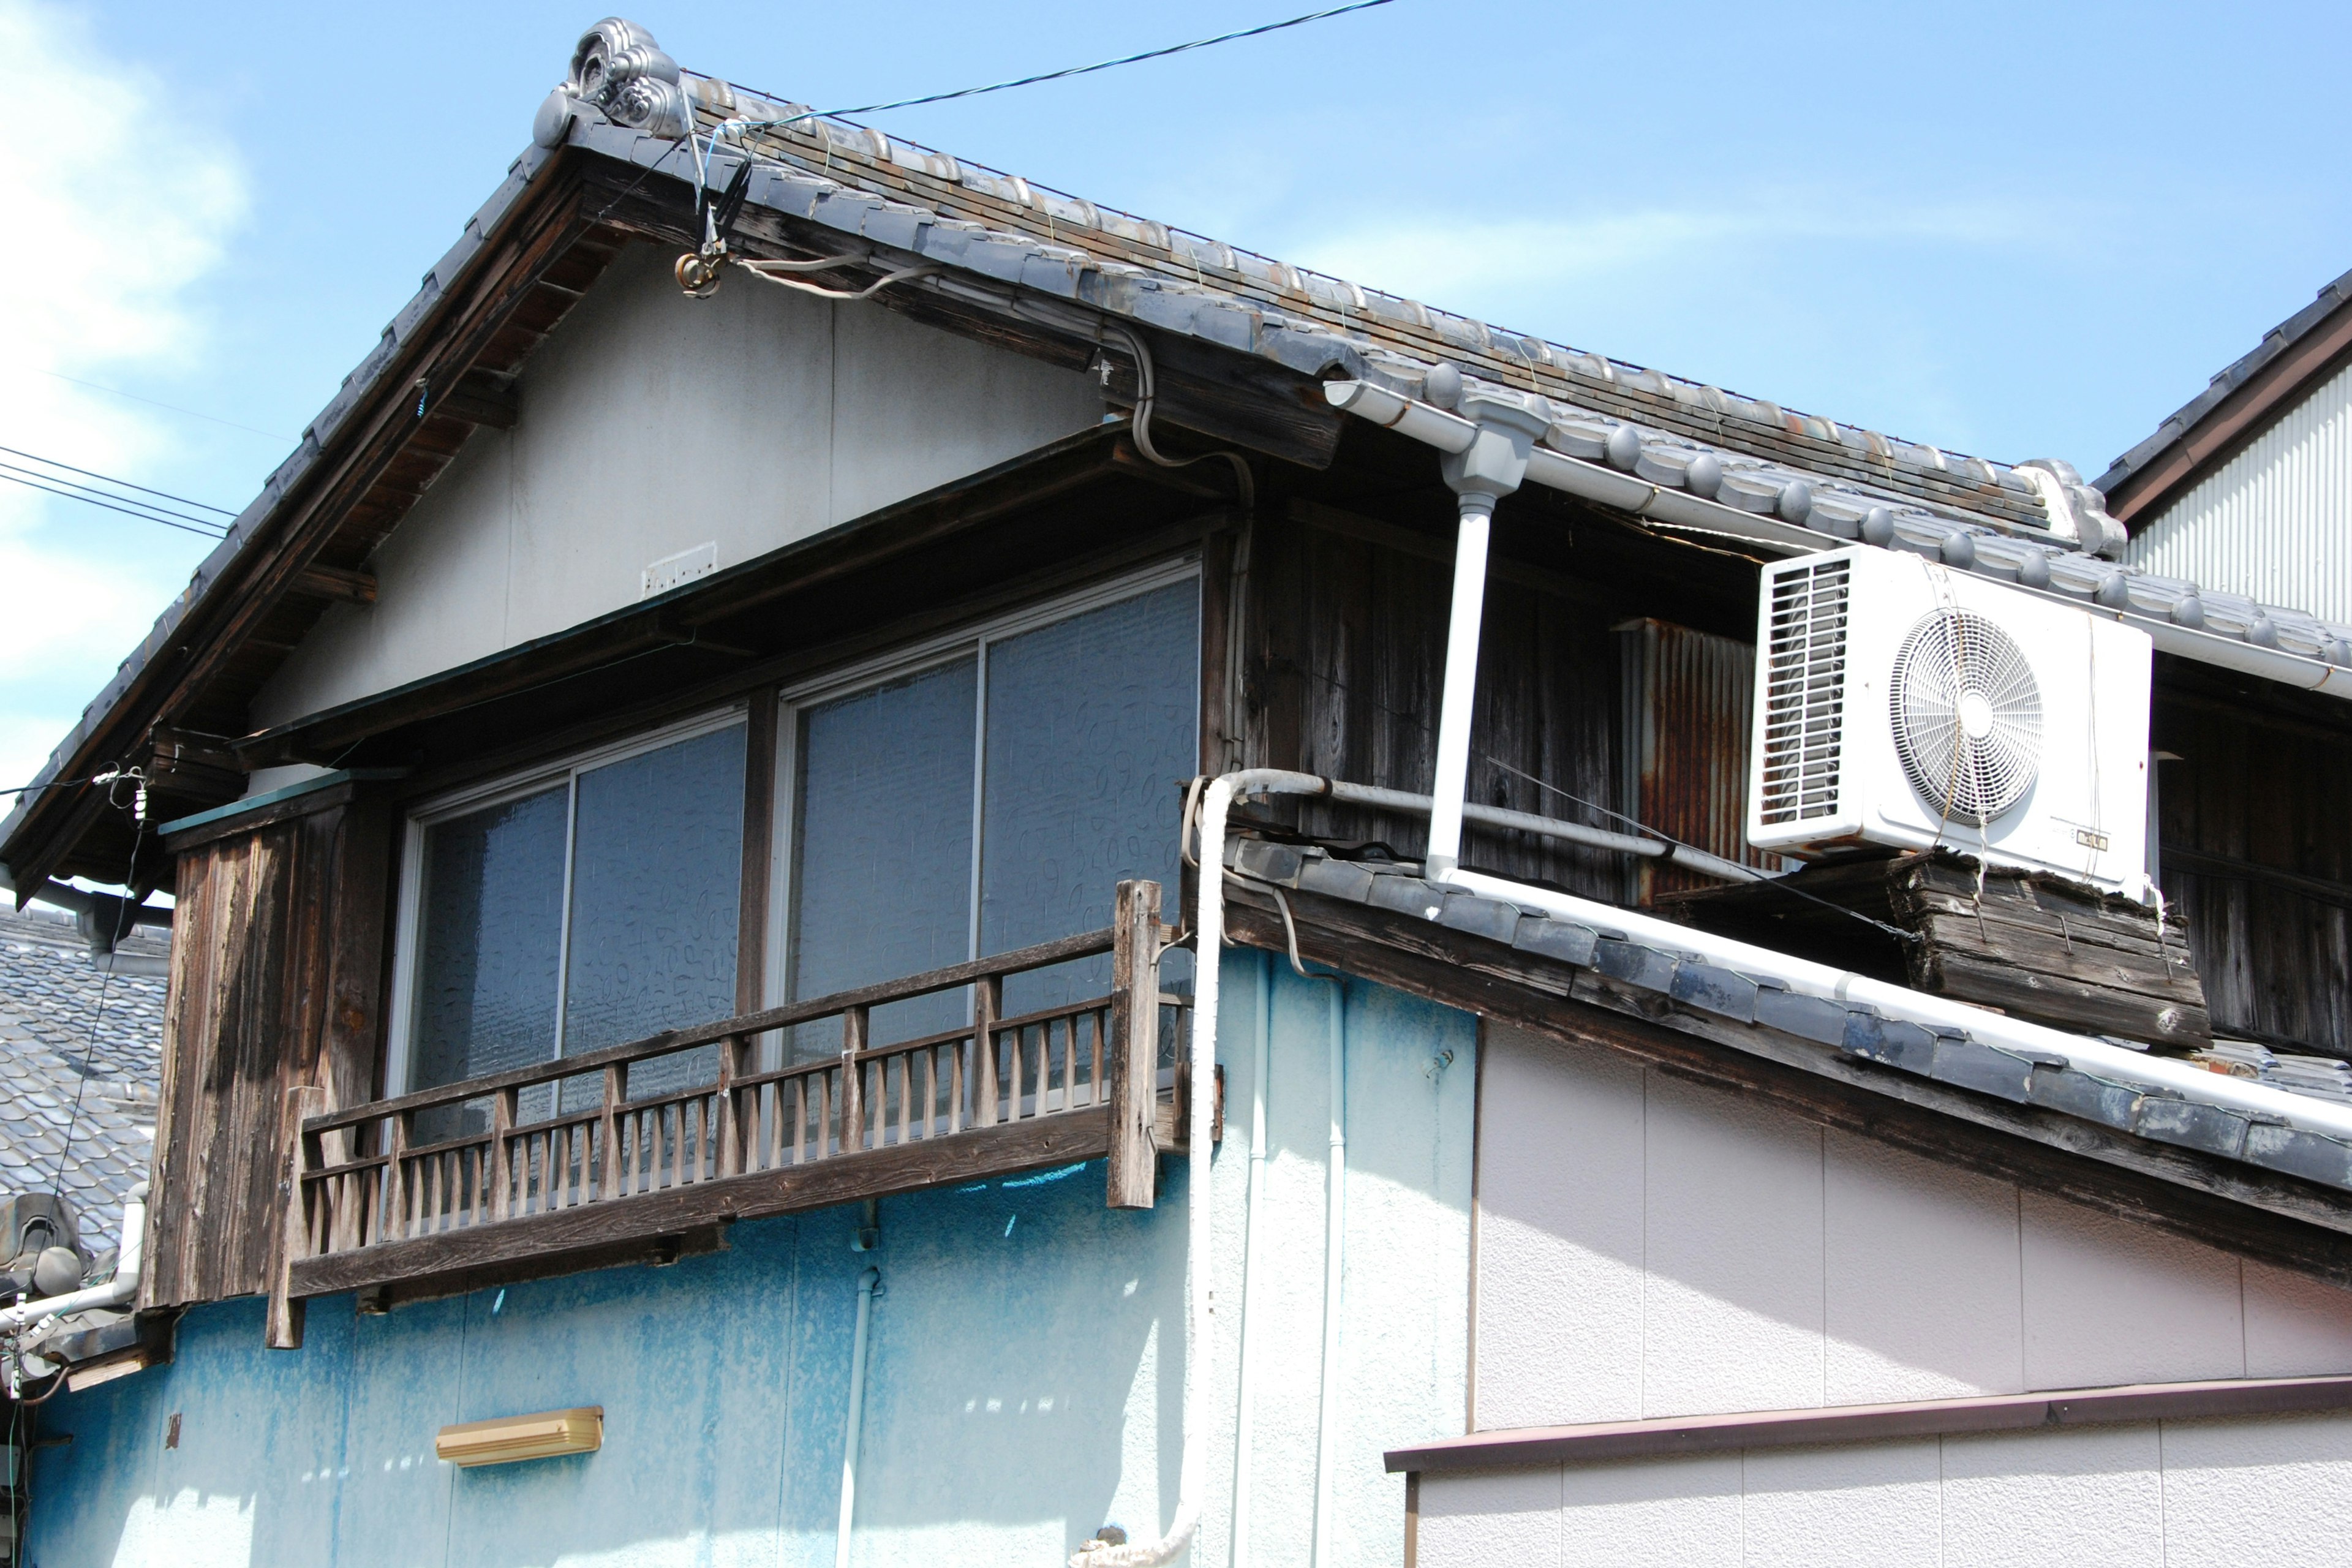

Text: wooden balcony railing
xmin=266 ymin=881 xmax=1186 ymax=1348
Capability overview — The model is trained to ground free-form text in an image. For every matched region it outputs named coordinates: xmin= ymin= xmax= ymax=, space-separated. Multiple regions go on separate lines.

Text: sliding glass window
xmin=780 ymin=571 xmax=1200 ymax=1054
xmin=394 ymin=712 xmax=748 ymax=1127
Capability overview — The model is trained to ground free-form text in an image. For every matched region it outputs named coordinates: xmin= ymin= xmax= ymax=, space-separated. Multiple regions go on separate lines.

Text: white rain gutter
xmin=1229 ymin=955 xmax=1274 ymax=1568
xmin=1310 ymin=970 xmax=1346 ymax=1568
xmin=0 ymin=1182 xmax=147 ymax=1335
xmin=1324 ymin=381 xmax=2352 ymax=703
xmin=835 ymin=1265 xmax=879 ymax=1568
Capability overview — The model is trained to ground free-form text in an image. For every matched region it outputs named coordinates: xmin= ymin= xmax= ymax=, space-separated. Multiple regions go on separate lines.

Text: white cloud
xmin=0 ymin=0 xmax=247 ymax=794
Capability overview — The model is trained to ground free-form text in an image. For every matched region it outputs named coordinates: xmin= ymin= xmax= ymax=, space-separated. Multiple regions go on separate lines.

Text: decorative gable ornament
xmin=535 ymin=18 xmax=689 ymax=148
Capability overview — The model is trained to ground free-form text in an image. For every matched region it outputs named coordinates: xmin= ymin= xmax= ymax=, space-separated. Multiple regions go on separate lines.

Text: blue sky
xmin=4 ymin=0 xmax=2351 ymax=793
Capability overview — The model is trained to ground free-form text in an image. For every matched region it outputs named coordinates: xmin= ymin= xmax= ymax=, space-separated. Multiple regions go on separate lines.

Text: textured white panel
xmin=1940 ymin=1423 xmax=2165 ymax=1567
xmin=1415 ymin=1467 xmax=1561 ymax=1568
xmin=2158 ymin=1411 xmax=2352 ymax=1567
xmin=2019 ymin=1191 xmax=2244 ymax=1388
xmin=1640 ymin=1075 xmax=1825 ymax=1416
xmin=2125 ymin=356 xmax=2352 ymax=625
xmin=2241 ymin=1259 xmax=2352 ymax=1377
xmin=1740 ymin=1439 xmax=1941 ymax=1567
xmin=1473 ymin=1026 xmax=1647 ymax=1429
xmin=1823 ymin=1132 xmax=2024 ymax=1403
xmin=1556 ymin=1452 xmax=1741 ymax=1567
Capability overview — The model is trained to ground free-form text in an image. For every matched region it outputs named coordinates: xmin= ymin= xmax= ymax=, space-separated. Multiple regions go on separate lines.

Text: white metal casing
xmin=1746 ymin=546 xmax=2153 ymax=896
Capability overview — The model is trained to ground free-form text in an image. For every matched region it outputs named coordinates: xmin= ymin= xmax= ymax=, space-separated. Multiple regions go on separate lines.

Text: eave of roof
xmin=2096 ymin=269 xmax=2352 ymax=524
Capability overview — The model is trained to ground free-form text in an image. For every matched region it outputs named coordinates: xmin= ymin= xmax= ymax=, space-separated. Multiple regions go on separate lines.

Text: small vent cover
xmin=1758 ymin=558 xmax=1852 ymax=825
xmin=1889 ymin=609 xmax=2043 ymax=825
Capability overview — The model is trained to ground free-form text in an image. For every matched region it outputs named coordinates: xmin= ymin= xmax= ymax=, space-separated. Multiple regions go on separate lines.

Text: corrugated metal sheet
xmin=1617 ymin=619 xmax=1780 ymax=903
xmin=2127 ymin=356 xmax=2352 ymax=624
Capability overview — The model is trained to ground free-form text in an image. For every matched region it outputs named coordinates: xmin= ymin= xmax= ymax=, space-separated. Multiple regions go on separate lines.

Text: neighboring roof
xmin=2097 ymin=269 xmax=2352 ymax=525
xmin=10 ymin=17 xmax=2352 ymax=888
xmin=0 ymin=907 xmax=165 ymax=1248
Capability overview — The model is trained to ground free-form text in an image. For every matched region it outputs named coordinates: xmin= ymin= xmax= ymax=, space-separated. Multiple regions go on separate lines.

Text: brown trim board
xmin=1389 ymin=1375 xmax=2352 ymax=1473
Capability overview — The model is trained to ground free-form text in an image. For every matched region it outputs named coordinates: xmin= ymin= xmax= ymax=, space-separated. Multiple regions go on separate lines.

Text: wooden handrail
xmin=307 ymin=925 xmax=1118 ymax=1134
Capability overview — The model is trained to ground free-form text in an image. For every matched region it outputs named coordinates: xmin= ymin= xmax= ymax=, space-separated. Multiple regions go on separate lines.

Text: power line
xmin=14 ymin=366 xmax=293 ymax=443
xmin=0 ymin=445 xmax=236 ymax=516
xmin=726 ymin=0 xmax=1396 ymax=132
xmin=0 ymin=446 xmax=235 ymax=540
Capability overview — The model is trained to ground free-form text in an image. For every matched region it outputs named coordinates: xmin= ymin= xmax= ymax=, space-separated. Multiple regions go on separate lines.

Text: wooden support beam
xmin=433 ymin=370 xmax=519 ymax=430
xmin=1107 ymin=880 xmax=1163 ymax=1208
xmin=293 ymin=564 xmax=379 ymax=605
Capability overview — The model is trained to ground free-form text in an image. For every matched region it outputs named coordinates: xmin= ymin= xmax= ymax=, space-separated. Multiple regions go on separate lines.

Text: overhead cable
xmin=723 ymin=0 xmax=1396 ymax=135
xmin=0 ymin=445 xmax=235 ymax=540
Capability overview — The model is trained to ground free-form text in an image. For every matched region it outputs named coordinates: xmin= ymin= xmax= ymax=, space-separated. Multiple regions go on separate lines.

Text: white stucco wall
xmin=249 ymin=242 xmax=1103 ymax=734
xmin=1472 ymin=1022 xmax=2352 ymax=1433
xmin=1417 ymin=1411 xmax=2352 ymax=1567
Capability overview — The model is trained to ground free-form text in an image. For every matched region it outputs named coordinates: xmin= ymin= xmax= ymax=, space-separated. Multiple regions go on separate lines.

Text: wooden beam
xmin=2165 ymin=843 xmax=2352 ymax=913
xmin=293 ymin=565 xmax=379 ymax=605
xmin=266 ymin=1084 xmax=326 ymax=1349
xmin=1217 ymin=878 xmax=2352 ymax=1289
xmin=288 ymin=1110 xmax=1116 ymax=1299
xmin=1107 ymin=880 xmax=1163 ymax=1208
xmin=432 ymin=369 xmax=519 ymax=431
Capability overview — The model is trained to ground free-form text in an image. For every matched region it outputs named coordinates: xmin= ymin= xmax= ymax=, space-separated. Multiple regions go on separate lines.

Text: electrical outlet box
xmin=641 ymin=542 xmax=717 ymax=599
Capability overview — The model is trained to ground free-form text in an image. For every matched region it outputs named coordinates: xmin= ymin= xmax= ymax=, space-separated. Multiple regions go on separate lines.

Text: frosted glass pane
xmin=563 ymin=725 xmax=747 ymax=1098
xmin=413 ymin=786 xmax=567 ymax=1091
xmin=982 ymin=581 xmax=1199 ymax=1015
xmin=790 ymin=658 xmax=977 ymax=1052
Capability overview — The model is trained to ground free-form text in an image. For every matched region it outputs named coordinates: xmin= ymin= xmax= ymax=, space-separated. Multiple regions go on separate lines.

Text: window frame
xmin=383 ymin=702 xmax=752 ymax=1099
xmin=763 ymin=557 xmax=1202 ymax=1012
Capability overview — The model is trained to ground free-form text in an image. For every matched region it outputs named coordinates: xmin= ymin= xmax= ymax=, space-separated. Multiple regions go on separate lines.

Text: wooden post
xmin=971 ymin=977 xmax=1001 ymax=1128
xmin=490 ymin=1087 xmax=519 ymax=1219
xmin=841 ymin=1005 xmax=869 ymax=1154
xmin=597 ymin=1068 xmax=623 ymax=1199
xmin=383 ymin=1112 xmax=411 ymax=1243
xmin=266 ymin=1084 xmax=327 ymax=1350
xmin=1106 ymin=880 xmax=1163 ymax=1210
xmin=715 ymin=1034 xmax=744 ymax=1178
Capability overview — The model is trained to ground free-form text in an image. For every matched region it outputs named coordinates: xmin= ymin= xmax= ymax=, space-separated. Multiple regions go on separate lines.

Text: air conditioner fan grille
xmin=1890 ymin=609 xmax=2042 ymax=826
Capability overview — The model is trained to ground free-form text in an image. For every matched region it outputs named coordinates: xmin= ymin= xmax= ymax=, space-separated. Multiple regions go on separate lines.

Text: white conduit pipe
xmin=1229 ymin=953 xmax=1274 ymax=1568
xmin=1310 ymin=971 xmax=1347 ymax=1568
xmin=835 ymin=1265 xmax=879 ymax=1568
xmin=0 ymin=1182 xmax=148 ymax=1335
xmin=1423 ymin=500 xmax=1490 ymax=881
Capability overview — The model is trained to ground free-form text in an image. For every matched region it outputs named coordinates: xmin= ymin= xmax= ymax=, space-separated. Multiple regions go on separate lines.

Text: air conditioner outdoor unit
xmin=1746 ymin=546 xmax=2152 ymax=897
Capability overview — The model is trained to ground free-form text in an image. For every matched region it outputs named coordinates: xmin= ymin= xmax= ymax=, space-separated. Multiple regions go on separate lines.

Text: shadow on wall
xmin=32 ymin=1162 xmax=1186 ymax=1567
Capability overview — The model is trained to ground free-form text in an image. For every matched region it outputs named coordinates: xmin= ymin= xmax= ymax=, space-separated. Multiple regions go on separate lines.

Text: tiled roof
xmin=2096 ymin=268 xmax=2352 ymax=502
xmin=0 ymin=907 xmax=164 ymax=1250
xmin=1224 ymin=835 xmax=2352 ymax=1194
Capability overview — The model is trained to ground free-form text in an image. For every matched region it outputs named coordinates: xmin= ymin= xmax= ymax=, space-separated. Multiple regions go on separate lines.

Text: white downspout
xmin=1229 ymin=952 xmax=1274 ymax=1568
xmin=836 ymin=1265 xmax=879 ymax=1568
xmin=1425 ymin=390 xmax=1551 ymax=879
xmin=1310 ymin=974 xmax=1348 ymax=1568
xmin=0 ymin=1182 xmax=147 ymax=1335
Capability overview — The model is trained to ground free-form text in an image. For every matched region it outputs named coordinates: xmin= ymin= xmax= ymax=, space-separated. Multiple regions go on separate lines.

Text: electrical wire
xmin=12 ymin=367 xmax=292 ymax=442
xmin=43 ymin=809 xmax=148 ymax=1225
xmin=0 ymin=447 xmax=235 ymax=540
xmin=0 ymin=446 xmax=237 ymax=518
xmin=722 ymin=0 xmax=1396 ymax=135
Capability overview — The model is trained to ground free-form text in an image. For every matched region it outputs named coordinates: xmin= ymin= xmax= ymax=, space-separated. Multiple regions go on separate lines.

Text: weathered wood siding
xmin=145 ymin=794 xmax=391 ymax=1308
xmin=1243 ymin=509 xmax=1626 ymax=899
xmin=2155 ymin=695 xmax=2352 ymax=1055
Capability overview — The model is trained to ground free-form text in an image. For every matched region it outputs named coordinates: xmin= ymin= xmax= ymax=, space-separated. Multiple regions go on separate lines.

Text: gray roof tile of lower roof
xmin=1225 ymin=837 xmax=2352 ymax=1196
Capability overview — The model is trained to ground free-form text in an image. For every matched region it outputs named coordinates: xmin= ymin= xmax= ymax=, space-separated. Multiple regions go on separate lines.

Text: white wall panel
xmin=1473 ymin=1023 xmax=2352 ymax=1434
xmin=1555 ymin=1452 xmax=1742 ymax=1568
xmin=1822 ymin=1132 xmax=2023 ymax=1403
xmin=2157 ymin=1411 xmax=2352 ymax=1567
xmin=2125 ymin=356 xmax=2352 ymax=625
xmin=1939 ymin=1423 xmax=2165 ymax=1568
xmin=1414 ymin=1467 xmax=1561 ymax=1568
xmin=1738 ymin=1439 xmax=1940 ymax=1567
xmin=1640 ymin=1076 xmax=1825 ymax=1417
xmin=1471 ymin=1033 xmax=1646 ymax=1429
xmin=2018 ymin=1193 xmax=2245 ymax=1389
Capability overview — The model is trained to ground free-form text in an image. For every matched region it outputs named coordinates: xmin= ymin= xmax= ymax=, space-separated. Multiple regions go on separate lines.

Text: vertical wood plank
xmin=491 ymin=1088 xmax=518 ymax=1219
xmin=265 ymin=1084 xmax=326 ymax=1349
xmin=841 ymin=1006 xmax=868 ymax=1153
xmin=1107 ymin=879 xmax=1163 ymax=1209
xmin=972 ymin=978 xmax=1000 ymax=1128
xmin=598 ymin=1068 xmax=623 ymax=1201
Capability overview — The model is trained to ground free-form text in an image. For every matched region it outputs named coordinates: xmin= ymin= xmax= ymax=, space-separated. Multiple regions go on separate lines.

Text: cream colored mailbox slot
xmin=435 ymin=1406 xmax=603 ymax=1467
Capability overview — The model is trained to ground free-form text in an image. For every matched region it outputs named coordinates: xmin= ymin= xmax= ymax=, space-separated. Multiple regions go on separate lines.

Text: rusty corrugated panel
xmin=1618 ymin=619 xmax=1780 ymax=903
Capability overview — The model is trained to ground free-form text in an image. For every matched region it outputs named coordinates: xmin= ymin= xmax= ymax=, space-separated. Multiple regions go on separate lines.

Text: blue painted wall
xmin=27 ymin=963 xmax=1476 ymax=1567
